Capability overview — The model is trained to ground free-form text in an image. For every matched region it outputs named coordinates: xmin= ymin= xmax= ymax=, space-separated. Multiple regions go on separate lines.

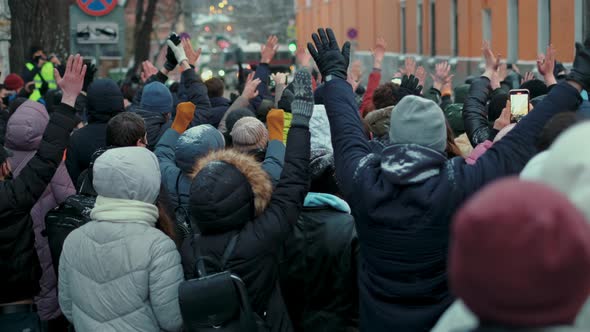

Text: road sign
xmin=347 ymin=28 xmax=358 ymax=40
xmin=77 ymin=0 xmax=117 ymax=17
xmin=77 ymin=22 xmax=118 ymax=44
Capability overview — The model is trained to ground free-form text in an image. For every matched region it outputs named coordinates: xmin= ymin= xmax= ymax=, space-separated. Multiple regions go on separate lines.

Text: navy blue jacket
xmin=322 ymin=78 xmax=581 ymax=332
xmin=190 ymin=96 xmax=230 ymax=128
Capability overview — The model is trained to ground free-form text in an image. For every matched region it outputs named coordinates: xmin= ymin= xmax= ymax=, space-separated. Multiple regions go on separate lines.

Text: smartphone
xmin=509 ymin=89 xmax=530 ymax=122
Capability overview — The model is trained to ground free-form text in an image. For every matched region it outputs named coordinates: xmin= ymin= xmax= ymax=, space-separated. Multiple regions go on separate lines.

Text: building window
xmin=417 ymin=0 xmax=424 ymax=54
xmin=508 ymin=0 xmax=519 ymax=63
xmin=451 ymin=0 xmax=458 ymax=56
xmin=401 ymin=1 xmax=407 ymax=53
xmin=430 ymin=0 xmax=436 ymax=56
xmin=538 ymin=0 xmax=551 ymax=53
xmin=482 ymin=8 xmax=492 ymax=42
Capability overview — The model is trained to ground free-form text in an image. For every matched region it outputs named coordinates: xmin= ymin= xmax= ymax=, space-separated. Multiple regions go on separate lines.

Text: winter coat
xmin=0 ymin=103 xmax=78 ymax=304
xmin=134 ymin=107 xmax=172 ymax=150
xmin=190 ymin=96 xmax=230 ymax=128
xmin=5 ymin=100 xmax=75 ymax=319
xmin=360 ymin=69 xmax=382 ymax=117
xmin=280 ymin=193 xmax=359 ymax=332
xmin=463 ymin=77 xmax=500 ymax=147
xmin=0 ymin=108 xmax=8 ymax=146
xmin=181 ymin=125 xmax=310 ymax=332
xmin=321 ymin=78 xmax=581 ymax=332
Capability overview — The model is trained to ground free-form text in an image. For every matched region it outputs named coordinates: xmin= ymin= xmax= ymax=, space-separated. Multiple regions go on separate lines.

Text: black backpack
xmin=179 ymin=233 xmax=266 ymax=332
xmin=44 ymin=194 xmax=96 ymax=277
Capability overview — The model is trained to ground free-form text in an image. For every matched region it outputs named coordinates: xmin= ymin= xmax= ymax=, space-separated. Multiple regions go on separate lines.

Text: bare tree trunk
xmin=128 ymin=0 xmax=159 ymax=77
xmin=8 ymin=0 xmax=71 ymax=74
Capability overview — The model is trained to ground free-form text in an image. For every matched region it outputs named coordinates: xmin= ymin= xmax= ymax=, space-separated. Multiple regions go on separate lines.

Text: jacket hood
xmin=364 ymin=106 xmax=392 ymax=137
xmin=210 ymin=96 xmax=231 ymax=107
xmin=304 ymin=192 xmax=351 ymax=213
xmin=93 ymin=147 xmax=161 ymax=204
xmin=189 ymin=149 xmax=272 ymax=234
xmin=381 ymin=144 xmax=448 ymax=185
xmin=5 ymin=100 xmax=49 ymax=151
xmin=175 ymin=124 xmax=225 ymax=173
xmin=87 ymin=79 xmax=124 ymax=122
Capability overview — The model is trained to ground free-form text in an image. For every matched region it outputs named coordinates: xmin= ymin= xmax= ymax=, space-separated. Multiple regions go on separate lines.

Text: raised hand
xmin=182 ymin=38 xmax=202 ymax=67
xmin=482 ymin=40 xmax=500 ymax=79
xmin=537 ymin=44 xmax=557 ymax=85
xmin=271 ymin=72 xmax=288 ymax=86
xmin=349 ymin=59 xmax=363 ymax=83
xmin=140 ymin=60 xmax=158 ymax=83
xmin=393 ymin=74 xmax=422 ymax=102
xmin=404 ymin=57 xmax=417 ymax=76
xmin=493 ymin=100 xmax=512 ymax=130
xmin=296 ymin=46 xmax=312 ymax=68
xmin=415 ymin=66 xmax=427 ymax=89
xmin=431 ymin=61 xmax=453 ymax=90
xmin=261 ymin=35 xmax=279 ymax=64
xmin=521 ymin=72 xmax=535 ymax=84
xmin=167 ymin=35 xmax=188 ymax=66
xmin=164 ymin=33 xmax=180 ymax=71
xmin=307 ymin=28 xmax=351 ymax=81
xmin=566 ymin=37 xmax=590 ymax=91
xmin=241 ymin=72 xmax=261 ymax=100
xmin=54 ymin=54 xmax=87 ymax=107
xmin=371 ymin=37 xmax=387 ymax=69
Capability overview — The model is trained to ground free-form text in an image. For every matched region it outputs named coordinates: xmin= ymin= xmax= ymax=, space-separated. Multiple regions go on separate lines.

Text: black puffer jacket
xmin=0 ymin=108 xmax=8 ymax=146
xmin=280 ymin=195 xmax=360 ymax=332
xmin=0 ymin=103 xmax=78 ymax=304
xmin=181 ymin=125 xmax=310 ymax=332
xmin=463 ymin=77 xmax=505 ymax=147
xmin=133 ymin=108 xmax=171 ymax=150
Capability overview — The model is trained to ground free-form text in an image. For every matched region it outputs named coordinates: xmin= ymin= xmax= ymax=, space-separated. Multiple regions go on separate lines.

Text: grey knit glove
xmin=290 ymin=70 xmax=314 ymax=127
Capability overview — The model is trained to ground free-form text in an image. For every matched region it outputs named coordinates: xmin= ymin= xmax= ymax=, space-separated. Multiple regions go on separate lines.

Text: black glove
xmin=393 ymin=75 xmax=423 ymax=102
xmin=307 ymin=28 xmax=351 ymax=81
xmin=164 ymin=33 xmax=181 ymax=71
xmin=567 ymin=38 xmax=590 ymax=91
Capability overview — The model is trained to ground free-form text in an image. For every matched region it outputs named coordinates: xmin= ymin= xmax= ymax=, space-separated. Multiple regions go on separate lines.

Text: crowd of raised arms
xmin=1 ymin=27 xmax=590 ymax=332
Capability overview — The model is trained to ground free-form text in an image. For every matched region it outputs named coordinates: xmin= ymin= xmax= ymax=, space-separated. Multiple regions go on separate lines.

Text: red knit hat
xmin=450 ymin=178 xmax=590 ymax=327
xmin=4 ymin=73 xmax=24 ymax=91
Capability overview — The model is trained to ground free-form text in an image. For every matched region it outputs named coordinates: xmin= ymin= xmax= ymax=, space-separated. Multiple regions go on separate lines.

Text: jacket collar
xmin=304 ymin=192 xmax=351 ymax=213
xmin=381 ymin=144 xmax=447 ymax=185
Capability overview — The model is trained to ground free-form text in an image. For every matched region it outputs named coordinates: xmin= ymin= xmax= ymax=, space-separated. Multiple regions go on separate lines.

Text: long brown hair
xmin=445 ymin=119 xmax=463 ymax=158
xmin=156 ymin=185 xmax=179 ymax=247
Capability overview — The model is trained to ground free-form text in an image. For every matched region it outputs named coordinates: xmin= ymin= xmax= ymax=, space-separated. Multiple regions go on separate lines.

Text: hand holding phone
xmin=509 ymin=89 xmax=530 ymax=122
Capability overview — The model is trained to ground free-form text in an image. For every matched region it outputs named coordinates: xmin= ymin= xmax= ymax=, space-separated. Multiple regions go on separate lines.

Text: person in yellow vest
xmin=21 ymin=46 xmax=57 ymax=102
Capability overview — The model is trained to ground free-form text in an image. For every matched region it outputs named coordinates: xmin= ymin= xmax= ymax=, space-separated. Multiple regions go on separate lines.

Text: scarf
xmin=90 ymin=195 xmax=159 ymax=227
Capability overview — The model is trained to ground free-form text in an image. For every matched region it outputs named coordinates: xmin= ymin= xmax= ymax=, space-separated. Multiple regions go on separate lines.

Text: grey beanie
xmin=389 ymin=95 xmax=447 ymax=153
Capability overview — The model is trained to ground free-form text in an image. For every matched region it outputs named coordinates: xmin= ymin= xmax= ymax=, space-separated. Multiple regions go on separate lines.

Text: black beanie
xmin=488 ymin=93 xmax=508 ymax=122
xmin=520 ymin=79 xmax=548 ymax=99
xmin=87 ymin=79 xmax=124 ymax=123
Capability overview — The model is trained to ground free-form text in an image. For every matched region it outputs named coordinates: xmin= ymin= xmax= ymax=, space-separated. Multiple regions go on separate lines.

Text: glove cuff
xmin=291 ymin=99 xmax=313 ymax=127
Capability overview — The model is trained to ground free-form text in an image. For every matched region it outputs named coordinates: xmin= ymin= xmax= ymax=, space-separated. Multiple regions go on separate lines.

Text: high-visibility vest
xmin=25 ymin=62 xmax=57 ymax=101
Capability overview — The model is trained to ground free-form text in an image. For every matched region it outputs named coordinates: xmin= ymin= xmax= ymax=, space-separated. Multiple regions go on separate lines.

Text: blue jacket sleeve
xmin=323 ymin=79 xmax=372 ymax=198
xmin=155 ymin=129 xmax=182 ymax=186
xmin=177 ymin=70 xmax=211 ymax=127
xmin=251 ymin=63 xmax=271 ymax=110
xmin=261 ymin=139 xmax=286 ymax=187
xmin=457 ymin=81 xmax=582 ymax=198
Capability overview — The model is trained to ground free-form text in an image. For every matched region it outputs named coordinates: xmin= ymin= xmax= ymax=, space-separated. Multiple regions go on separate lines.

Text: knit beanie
xmin=226 ymin=108 xmax=255 ymax=134
xmin=4 ymin=73 xmax=24 ymax=91
xmin=389 ymin=95 xmax=447 ymax=153
xmin=141 ymin=82 xmax=173 ymax=114
xmin=450 ymin=178 xmax=590 ymax=327
xmin=230 ymin=117 xmax=269 ymax=152
xmin=87 ymin=79 xmax=124 ymax=120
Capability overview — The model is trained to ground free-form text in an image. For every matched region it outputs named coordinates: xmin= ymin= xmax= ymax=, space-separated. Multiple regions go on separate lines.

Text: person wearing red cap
xmin=0 ymin=74 xmax=26 ymax=110
xmin=448 ymin=178 xmax=590 ymax=332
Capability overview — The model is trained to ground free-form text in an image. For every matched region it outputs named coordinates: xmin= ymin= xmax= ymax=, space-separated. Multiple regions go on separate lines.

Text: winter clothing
xmin=141 ymin=81 xmax=173 ymax=114
xmin=262 ymin=139 xmax=287 ymax=187
xmin=190 ymin=96 xmax=229 ymax=128
xmin=321 ymin=77 xmax=582 ymax=332
xmin=267 ymin=109 xmax=286 ymax=142
xmin=58 ymin=147 xmax=183 ymax=331
xmin=465 ymin=140 xmax=493 ymax=165
xmin=66 ymin=79 xmax=124 ymax=185
xmin=134 ymin=108 xmax=172 ymax=150
xmin=171 ymin=101 xmax=196 ymax=133
xmin=389 ymin=95 xmax=447 ymax=153
xmin=0 ymin=102 xmax=78 ymax=304
xmin=454 ymin=84 xmax=470 ymax=104
xmin=520 ymin=151 xmax=549 ymax=181
xmin=4 ymin=73 xmax=25 ymax=91
xmin=360 ymin=69 xmax=382 ymax=117
xmin=230 ymin=116 xmax=269 ymax=153
xmin=176 ymin=68 xmax=212 ymax=127
xmin=5 ymin=100 xmax=75 ymax=320
xmin=488 ymin=92 xmax=509 ymax=122
xmin=450 ymin=178 xmax=590 ymax=327
xmin=444 ymin=103 xmax=465 ymax=137
xmin=364 ymin=106 xmax=391 ymax=139
xmin=521 ymin=79 xmax=549 ymax=99
xmin=280 ymin=192 xmax=359 ymax=331
xmin=463 ymin=77 xmax=499 ymax=147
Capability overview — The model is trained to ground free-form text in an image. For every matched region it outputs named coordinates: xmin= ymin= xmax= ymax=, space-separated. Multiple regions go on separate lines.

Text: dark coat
xmin=0 ymin=103 xmax=78 ymax=304
xmin=322 ymin=79 xmax=581 ymax=332
xmin=133 ymin=108 xmax=171 ymax=151
xmin=190 ymin=96 xmax=230 ymax=128
xmin=0 ymin=108 xmax=8 ymax=146
xmin=463 ymin=77 xmax=500 ymax=147
xmin=280 ymin=193 xmax=359 ymax=332
xmin=181 ymin=125 xmax=310 ymax=332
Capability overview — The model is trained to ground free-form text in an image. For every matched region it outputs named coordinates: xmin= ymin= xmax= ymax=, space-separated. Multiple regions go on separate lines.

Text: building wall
xmin=296 ymin=0 xmax=579 ymax=70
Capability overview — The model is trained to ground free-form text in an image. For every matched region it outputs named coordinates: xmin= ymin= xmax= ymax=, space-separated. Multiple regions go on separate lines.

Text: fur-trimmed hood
xmin=188 ymin=149 xmax=273 ymax=234
xmin=364 ymin=106 xmax=393 ymax=138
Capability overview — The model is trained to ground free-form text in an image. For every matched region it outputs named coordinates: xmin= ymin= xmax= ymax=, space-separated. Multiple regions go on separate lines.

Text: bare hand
xmin=415 ymin=66 xmax=427 ymax=88
xmin=347 ymin=71 xmax=360 ymax=92
xmin=271 ymin=72 xmax=288 ymax=85
xmin=403 ymin=57 xmax=417 ymax=76
xmin=242 ymin=72 xmax=261 ymax=100
xmin=493 ymin=100 xmax=512 ymax=130
xmin=296 ymin=46 xmax=312 ymax=68
xmin=141 ymin=60 xmax=158 ymax=83
xmin=537 ymin=44 xmax=556 ymax=76
xmin=482 ymin=40 xmax=500 ymax=71
xmin=490 ymin=69 xmax=501 ymax=90
xmin=349 ymin=60 xmax=363 ymax=82
xmin=182 ymin=38 xmax=202 ymax=67
xmin=497 ymin=63 xmax=508 ymax=81
xmin=261 ymin=35 xmax=279 ymax=64
xmin=521 ymin=71 xmax=535 ymax=84
xmin=430 ymin=61 xmax=453 ymax=89
xmin=371 ymin=37 xmax=387 ymax=68
xmin=55 ymin=54 xmax=87 ymax=107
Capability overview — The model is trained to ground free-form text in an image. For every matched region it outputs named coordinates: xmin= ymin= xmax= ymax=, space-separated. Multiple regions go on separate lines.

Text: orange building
xmin=296 ymin=0 xmax=587 ymax=80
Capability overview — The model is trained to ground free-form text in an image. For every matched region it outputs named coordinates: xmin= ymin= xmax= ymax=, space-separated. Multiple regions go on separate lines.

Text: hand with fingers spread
xmin=182 ymin=38 xmax=202 ymax=68
xmin=482 ymin=40 xmax=501 ymax=78
xmin=261 ymin=35 xmax=279 ymax=64
xmin=307 ymin=28 xmax=351 ymax=81
xmin=431 ymin=61 xmax=453 ymax=91
xmin=164 ymin=33 xmax=181 ymax=71
xmin=140 ymin=60 xmax=158 ymax=83
xmin=404 ymin=57 xmax=417 ymax=76
xmin=493 ymin=100 xmax=512 ymax=130
xmin=521 ymin=72 xmax=535 ymax=84
xmin=537 ymin=44 xmax=557 ymax=85
xmin=55 ymin=54 xmax=87 ymax=107
xmin=372 ymin=37 xmax=387 ymax=69
xmin=241 ymin=72 xmax=261 ymax=100
xmin=415 ymin=66 xmax=427 ymax=90
xmin=393 ymin=75 xmax=423 ymax=102
xmin=349 ymin=59 xmax=363 ymax=83
xmin=296 ymin=46 xmax=312 ymax=69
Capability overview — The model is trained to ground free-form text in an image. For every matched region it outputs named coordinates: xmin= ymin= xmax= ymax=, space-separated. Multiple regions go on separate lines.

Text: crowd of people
xmin=1 ymin=27 xmax=590 ymax=332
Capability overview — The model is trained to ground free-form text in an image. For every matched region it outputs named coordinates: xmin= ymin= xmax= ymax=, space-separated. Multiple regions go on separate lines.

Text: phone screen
xmin=510 ymin=92 xmax=529 ymax=122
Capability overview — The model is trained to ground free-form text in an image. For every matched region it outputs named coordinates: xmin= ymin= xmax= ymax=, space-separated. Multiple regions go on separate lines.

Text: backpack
xmin=179 ymin=233 xmax=267 ymax=332
xmin=174 ymin=172 xmax=194 ymax=239
xmin=44 ymin=194 xmax=96 ymax=277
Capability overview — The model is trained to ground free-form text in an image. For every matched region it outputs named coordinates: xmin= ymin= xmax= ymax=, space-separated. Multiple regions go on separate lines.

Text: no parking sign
xmin=77 ymin=0 xmax=117 ymax=17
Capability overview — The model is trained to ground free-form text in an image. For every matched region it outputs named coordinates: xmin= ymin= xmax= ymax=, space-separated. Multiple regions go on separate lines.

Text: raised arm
xmin=250 ymin=35 xmax=277 ymax=110
xmin=217 ymin=73 xmax=260 ymax=133
xmin=360 ymin=37 xmax=386 ymax=117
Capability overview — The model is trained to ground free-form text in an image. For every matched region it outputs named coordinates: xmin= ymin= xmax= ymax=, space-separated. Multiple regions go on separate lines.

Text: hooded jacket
xmin=5 ymin=100 xmax=76 ymax=319
xmin=280 ymin=193 xmax=359 ymax=331
xmin=134 ymin=107 xmax=172 ymax=150
xmin=58 ymin=147 xmax=183 ymax=331
xmin=190 ymin=96 xmax=230 ymax=128
xmin=66 ymin=79 xmax=124 ymax=185
xmin=180 ymin=125 xmax=310 ymax=332
xmin=463 ymin=77 xmax=507 ymax=147
xmin=0 ymin=102 xmax=78 ymax=304
xmin=321 ymin=78 xmax=581 ymax=332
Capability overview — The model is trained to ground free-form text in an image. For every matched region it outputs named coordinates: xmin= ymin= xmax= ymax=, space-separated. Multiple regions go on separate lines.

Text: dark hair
xmin=106 ymin=112 xmax=146 ymax=147
xmin=536 ymin=112 xmax=579 ymax=151
xmin=120 ymin=75 xmax=140 ymax=102
xmin=488 ymin=93 xmax=508 ymax=122
xmin=156 ymin=185 xmax=179 ymax=247
xmin=520 ymin=79 xmax=548 ymax=99
xmin=205 ymin=77 xmax=225 ymax=98
xmin=310 ymin=165 xmax=340 ymax=196
xmin=8 ymin=97 xmax=28 ymax=118
xmin=29 ymin=45 xmax=43 ymax=60
xmin=372 ymin=83 xmax=399 ymax=110
xmin=445 ymin=119 xmax=463 ymax=158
